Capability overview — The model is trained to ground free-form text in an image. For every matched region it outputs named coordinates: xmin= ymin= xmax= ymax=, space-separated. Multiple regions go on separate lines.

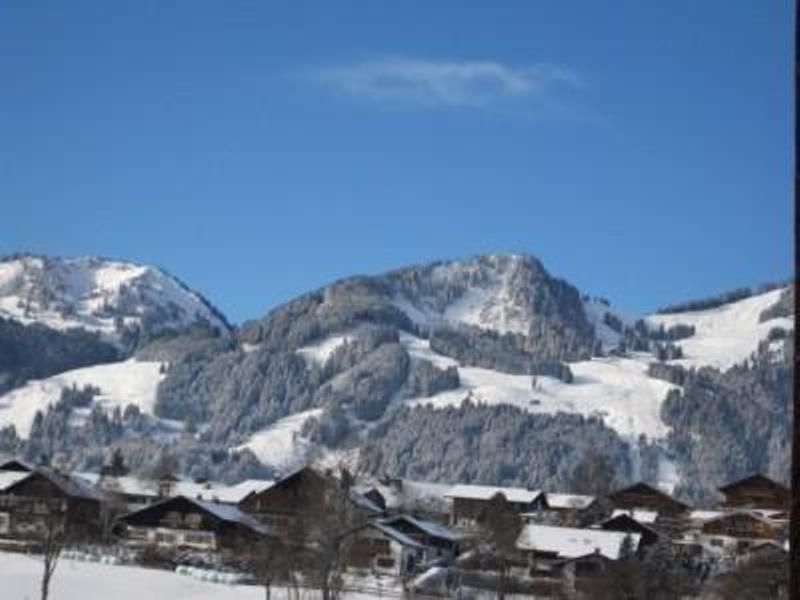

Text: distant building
xmin=444 ymin=484 xmax=544 ymax=529
xmin=718 ymin=474 xmax=789 ymax=511
xmin=607 ymin=482 xmax=689 ymax=516
xmin=117 ymin=495 xmax=274 ymax=553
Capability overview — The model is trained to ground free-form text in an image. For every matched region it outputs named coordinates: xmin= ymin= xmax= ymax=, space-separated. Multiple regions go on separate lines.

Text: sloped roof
xmin=0 ymin=470 xmax=32 ymax=491
xmin=445 ymin=484 xmax=542 ymax=504
xmin=608 ymin=482 xmax=689 ymax=510
xmin=718 ymin=474 xmax=788 ymax=493
xmin=516 ymin=524 xmax=640 ymax=560
xmin=379 ymin=514 xmax=460 ymax=543
xmin=120 ymin=495 xmax=273 ymax=536
xmin=370 ymin=522 xmax=425 ymax=550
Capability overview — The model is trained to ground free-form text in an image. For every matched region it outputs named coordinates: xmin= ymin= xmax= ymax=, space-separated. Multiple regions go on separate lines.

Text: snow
xmin=0 ymin=255 xmax=229 ymax=344
xmin=402 ymin=334 xmax=676 ymax=440
xmin=392 ymin=255 xmax=532 ymax=336
xmin=0 ymin=552 xmax=401 ymax=600
xmin=237 ymin=409 xmax=322 ymax=471
xmin=0 ymin=359 xmax=165 ymax=437
xmin=0 ymin=471 xmax=30 ymax=491
xmin=645 ymin=287 xmax=793 ymax=371
xmin=297 ymin=335 xmax=352 ymax=366
xmin=610 ymin=509 xmax=658 ymax=524
xmin=545 ymin=493 xmax=596 ymax=510
xmin=583 ymin=300 xmax=631 ymax=352
xmin=516 ymin=524 xmax=640 ymax=560
xmin=445 ymin=484 xmax=541 ymax=504
xmin=374 ymin=479 xmax=454 ymax=515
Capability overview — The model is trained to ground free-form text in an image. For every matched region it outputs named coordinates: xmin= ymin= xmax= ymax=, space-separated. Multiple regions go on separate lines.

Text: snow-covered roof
xmin=689 ymin=510 xmax=725 ymax=523
xmin=516 ymin=524 xmax=640 ymax=560
xmin=445 ymin=484 xmax=542 ymax=504
xmin=0 ymin=470 xmax=31 ymax=491
xmin=374 ymin=479 xmax=453 ymax=513
xmin=610 ymin=509 xmax=658 ymax=524
xmin=546 ymin=493 xmax=596 ymax=510
xmin=76 ymin=472 xmax=274 ymax=504
xmin=380 ymin=515 xmax=460 ymax=543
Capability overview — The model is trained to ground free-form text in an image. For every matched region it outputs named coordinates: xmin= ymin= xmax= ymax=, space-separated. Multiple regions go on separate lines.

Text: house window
xmin=33 ymin=501 xmax=49 ymax=515
xmin=156 ymin=531 xmax=176 ymax=545
xmin=185 ymin=513 xmax=202 ymax=529
xmin=183 ymin=532 xmax=213 ymax=547
xmin=376 ymin=557 xmax=395 ymax=569
xmin=0 ymin=512 xmax=9 ymax=534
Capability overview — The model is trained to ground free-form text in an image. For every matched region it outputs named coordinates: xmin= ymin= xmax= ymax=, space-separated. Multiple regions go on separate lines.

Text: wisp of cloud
xmin=312 ymin=57 xmax=581 ymax=110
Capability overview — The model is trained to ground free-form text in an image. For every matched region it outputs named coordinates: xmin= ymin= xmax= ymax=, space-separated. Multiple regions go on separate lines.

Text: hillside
xmin=0 ymin=253 xmax=791 ymax=501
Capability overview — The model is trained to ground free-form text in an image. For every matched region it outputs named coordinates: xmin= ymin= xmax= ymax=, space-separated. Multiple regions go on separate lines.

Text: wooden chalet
xmin=598 ymin=511 xmax=659 ymax=548
xmin=700 ymin=511 xmax=784 ymax=551
xmin=376 ymin=514 xmax=461 ymax=562
xmin=718 ymin=474 xmax=790 ymax=511
xmin=607 ymin=482 xmax=689 ymax=516
xmin=0 ymin=467 xmax=105 ymax=540
xmin=344 ymin=521 xmax=426 ymax=578
xmin=444 ymin=484 xmax=544 ymax=529
xmin=117 ymin=495 xmax=273 ymax=553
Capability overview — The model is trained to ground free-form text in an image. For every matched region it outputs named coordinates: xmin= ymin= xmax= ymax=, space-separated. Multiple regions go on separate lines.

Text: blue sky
xmin=0 ymin=1 xmax=792 ymax=323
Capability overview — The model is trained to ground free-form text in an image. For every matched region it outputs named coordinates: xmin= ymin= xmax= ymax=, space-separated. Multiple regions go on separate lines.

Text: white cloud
xmin=311 ymin=57 xmax=581 ymax=110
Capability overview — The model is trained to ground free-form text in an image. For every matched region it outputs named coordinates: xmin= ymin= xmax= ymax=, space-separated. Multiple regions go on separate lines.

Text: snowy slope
xmin=0 ymin=255 xmax=230 ymax=344
xmin=402 ymin=335 xmax=675 ymax=440
xmin=238 ymin=409 xmax=323 ymax=471
xmin=297 ymin=334 xmax=353 ymax=366
xmin=0 ymin=359 xmax=165 ymax=437
xmin=645 ymin=287 xmax=793 ymax=370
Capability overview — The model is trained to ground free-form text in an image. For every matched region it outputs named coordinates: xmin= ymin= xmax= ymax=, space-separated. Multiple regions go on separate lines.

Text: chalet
xmin=344 ymin=521 xmax=426 ymax=578
xmin=699 ymin=511 xmax=785 ymax=554
xmin=516 ymin=524 xmax=640 ymax=562
xmin=0 ymin=467 xmax=105 ymax=540
xmin=117 ymin=495 xmax=273 ymax=553
xmin=240 ymin=466 xmax=380 ymax=529
xmin=376 ymin=514 xmax=461 ymax=562
xmin=718 ymin=474 xmax=790 ymax=511
xmin=607 ymin=482 xmax=689 ymax=516
xmin=598 ymin=511 xmax=659 ymax=548
xmin=445 ymin=484 xmax=544 ymax=529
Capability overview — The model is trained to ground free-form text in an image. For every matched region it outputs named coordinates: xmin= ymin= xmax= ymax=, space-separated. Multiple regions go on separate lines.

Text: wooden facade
xmin=239 ymin=467 xmax=332 ymax=528
xmin=718 ymin=474 xmax=790 ymax=511
xmin=0 ymin=469 xmax=104 ymax=540
xmin=118 ymin=495 xmax=271 ymax=552
xmin=607 ymin=482 xmax=689 ymax=516
xmin=701 ymin=512 xmax=783 ymax=542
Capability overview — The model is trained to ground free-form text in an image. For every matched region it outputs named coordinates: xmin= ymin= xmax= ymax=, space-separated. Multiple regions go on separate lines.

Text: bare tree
xmin=245 ymin=537 xmax=292 ymax=600
xmin=37 ymin=511 xmax=74 ymax=600
xmin=478 ymin=493 xmax=523 ymax=600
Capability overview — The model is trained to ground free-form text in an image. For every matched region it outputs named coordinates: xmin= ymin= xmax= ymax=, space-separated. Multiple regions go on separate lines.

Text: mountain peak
xmin=0 ymin=254 xmax=231 ymax=344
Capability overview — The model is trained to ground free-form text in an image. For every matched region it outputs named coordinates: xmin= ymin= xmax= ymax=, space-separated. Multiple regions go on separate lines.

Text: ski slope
xmin=646 ymin=287 xmax=792 ymax=371
xmin=0 ymin=360 xmax=165 ymax=437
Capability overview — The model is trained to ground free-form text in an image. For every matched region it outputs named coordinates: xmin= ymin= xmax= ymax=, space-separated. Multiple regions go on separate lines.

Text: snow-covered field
xmin=297 ymin=334 xmax=353 ymax=366
xmin=0 ymin=360 xmax=165 ymax=437
xmin=0 ymin=552 xmax=398 ymax=600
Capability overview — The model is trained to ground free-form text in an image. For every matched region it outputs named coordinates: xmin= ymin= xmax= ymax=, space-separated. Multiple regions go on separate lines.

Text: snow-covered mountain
xmin=0 ymin=253 xmax=791 ymax=499
xmin=0 ymin=254 xmax=231 ymax=344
